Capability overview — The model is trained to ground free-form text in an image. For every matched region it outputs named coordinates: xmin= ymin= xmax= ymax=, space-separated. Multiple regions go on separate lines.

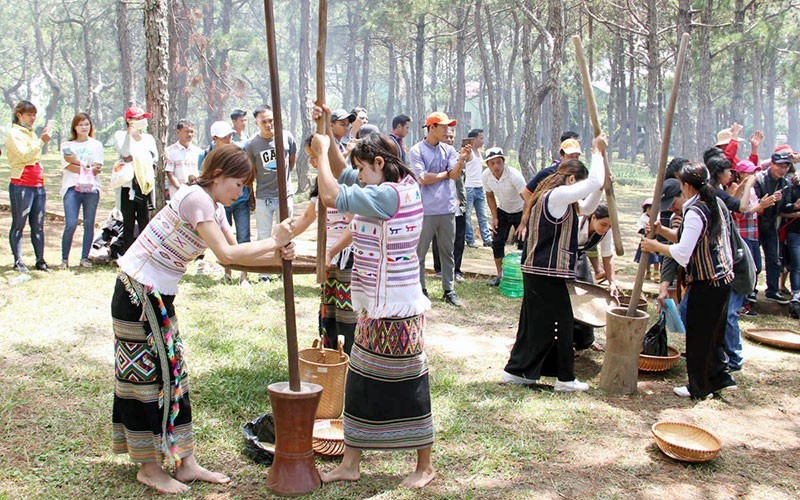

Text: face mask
xmin=130 ymin=119 xmax=148 ymax=131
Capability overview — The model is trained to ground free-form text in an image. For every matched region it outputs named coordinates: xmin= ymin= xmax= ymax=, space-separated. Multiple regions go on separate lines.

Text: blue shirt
xmin=408 ymin=140 xmax=458 ymax=216
xmin=335 ymin=168 xmax=399 ymax=220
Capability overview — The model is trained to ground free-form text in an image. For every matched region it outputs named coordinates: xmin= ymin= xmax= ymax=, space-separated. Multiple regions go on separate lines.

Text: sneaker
xmin=740 ymin=304 xmax=758 ymax=316
xmin=747 ymin=291 xmax=758 ymax=304
xmin=553 ymin=379 xmax=589 ymax=392
xmin=482 ymin=240 xmax=493 ymax=247
xmin=34 ymin=261 xmax=50 ymax=272
xmin=728 ymin=364 xmax=743 ymax=372
xmin=258 ymin=274 xmax=275 ymax=283
xmin=13 ymin=261 xmax=30 ymax=274
xmin=79 ymin=259 xmax=92 ymax=268
xmin=500 ymin=370 xmax=538 ymax=385
xmin=487 ymin=276 xmax=502 ymax=286
xmin=466 ymin=241 xmax=479 ymax=248
xmin=455 ymin=273 xmax=465 ymax=283
xmin=765 ymin=291 xmax=791 ymax=304
xmin=57 ymin=260 xmax=69 ymax=270
xmin=780 ymin=287 xmax=792 ymax=296
xmin=673 ymin=385 xmax=714 ymax=399
xmin=443 ymin=290 xmax=463 ymax=307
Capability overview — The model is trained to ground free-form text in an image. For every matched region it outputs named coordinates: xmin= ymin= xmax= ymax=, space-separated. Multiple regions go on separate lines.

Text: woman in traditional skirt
xmin=641 ymin=163 xmax=737 ymax=399
xmin=291 ymin=134 xmax=357 ymax=354
xmin=501 ymin=135 xmax=607 ymax=391
xmin=313 ymin=128 xmax=436 ymax=488
xmin=112 ymin=144 xmax=295 ymax=494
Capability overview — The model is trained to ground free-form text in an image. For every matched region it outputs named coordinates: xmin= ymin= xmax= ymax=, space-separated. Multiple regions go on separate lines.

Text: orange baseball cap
xmin=425 ymin=112 xmax=457 ymax=128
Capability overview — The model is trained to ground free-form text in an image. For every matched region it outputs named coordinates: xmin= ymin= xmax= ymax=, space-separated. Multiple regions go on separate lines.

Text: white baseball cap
xmin=210 ymin=121 xmax=234 ymax=139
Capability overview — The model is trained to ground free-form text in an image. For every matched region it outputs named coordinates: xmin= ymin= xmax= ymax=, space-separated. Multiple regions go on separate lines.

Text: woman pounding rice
xmin=111 ymin=144 xmax=296 ymax=494
xmin=501 ymin=135 xmax=607 ymax=391
xmin=641 ymin=163 xmax=737 ymax=399
xmin=312 ymin=127 xmax=436 ymax=488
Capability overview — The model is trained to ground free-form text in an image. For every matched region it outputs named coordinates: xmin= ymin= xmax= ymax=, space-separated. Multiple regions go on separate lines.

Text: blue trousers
xmin=8 ymin=183 xmax=46 ymax=264
xmin=759 ymin=227 xmax=781 ymax=294
xmin=465 ymin=187 xmax=491 ymax=244
xmin=225 ymin=202 xmax=251 ymax=244
xmin=724 ymin=291 xmax=746 ymax=369
xmin=62 ymin=187 xmax=99 ymax=261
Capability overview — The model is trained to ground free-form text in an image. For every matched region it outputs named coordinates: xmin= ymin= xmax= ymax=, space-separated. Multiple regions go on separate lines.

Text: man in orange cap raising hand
xmin=409 ymin=112 xmax=471 ymax=306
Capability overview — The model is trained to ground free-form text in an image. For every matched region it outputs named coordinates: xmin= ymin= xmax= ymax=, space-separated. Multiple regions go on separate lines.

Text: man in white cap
xmin=482 ymin=147 xmax=527 ymax=286
xmin=165 ymin=119 xmax=203 ymax=194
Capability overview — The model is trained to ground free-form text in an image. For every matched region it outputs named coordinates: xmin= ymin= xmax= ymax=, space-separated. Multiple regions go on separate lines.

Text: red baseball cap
xmin=425 ymin=112 xmax=457 ymax=128
xmin=124 ymin=106 xmax=151 ymax=120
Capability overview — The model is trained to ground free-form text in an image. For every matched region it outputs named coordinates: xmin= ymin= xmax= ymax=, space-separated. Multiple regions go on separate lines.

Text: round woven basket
xmin=651 ymin=422 xmax=721 ymax=463
xmin=312 ymin=419 xmax=344 ymax=456
xmin=639 ymin=346 xmax=681 ymax=372
xmin=299 ymin=337 xmax=349 ymax=419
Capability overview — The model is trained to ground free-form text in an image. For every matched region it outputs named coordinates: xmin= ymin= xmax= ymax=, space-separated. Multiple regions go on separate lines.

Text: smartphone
xmin=461 ymin=138 xmax=471 ymax=148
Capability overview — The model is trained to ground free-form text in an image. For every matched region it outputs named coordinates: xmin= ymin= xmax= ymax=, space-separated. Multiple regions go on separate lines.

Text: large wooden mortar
xmin=598 ymin=306 xmax=649 ymax=395
xmin=266 ymin=382 xmax=323 ymax=496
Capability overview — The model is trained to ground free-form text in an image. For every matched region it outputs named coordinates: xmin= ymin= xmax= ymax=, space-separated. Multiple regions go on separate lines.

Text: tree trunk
xmin=504 ymin=12 xmax=520 ymax=150
xmin=750 ymin=5 xmax=763 ymax=138
xmin=487 ymin=4 xmax=505 ymax=144
xmin=615 ymin=35 xmax=628 ymax=159
xmin=453 ymin=5 xmax=468 ymax=139
xmin=144 ymin=0 xmax=170 ymax=210
xmin=414 ymin=14 xmax=425 ymax=134
xmin=475 ymin=0 xmax=496 ymax=145
xmin=429 ymin=45 xmax=438 ymax=113
xmin=644 ymin=0 xmax=660 ymax=174
xmin=675 ymin=0 xmax=692 ymax=156
xmin=788 ymin=94 xmax=800 ymax=152
xmin=519 ymin=21 xmax=536 ymax=178
xmin=730 ymin=0 xmax=745 ymax=124
xmin=385 ymin=41 xmax=396 ymax=132
xmin=763 ymin=46 xmax=777 ymax=152
xmin=168 ymin=1 xmax=189 ymax=144
xmin=694 ymin=0 xmax=713 ymax=159
xmin=116 ymin=0 xmax=135 ymax=108
xmin=82 ymin=21 xmax=95 ymax=116
xmin=288 ymin=9 xmax=299 ymax=135
xmin=296 ymin=0 xmax=312 ymax=192
xmin=360 ymin=36 xmax=371 ymax=109
xmin=32 ymin=0 xmax=60 ymax=153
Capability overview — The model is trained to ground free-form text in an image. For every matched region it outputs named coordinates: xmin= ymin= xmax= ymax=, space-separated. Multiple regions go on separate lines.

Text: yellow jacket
xmin=4 ymin=124 xmax=44 ymax=180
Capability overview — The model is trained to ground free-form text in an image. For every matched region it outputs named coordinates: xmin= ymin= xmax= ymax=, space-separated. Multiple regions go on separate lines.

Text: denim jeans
xmin=759 ymin=226 xmax=781 ymax=294
xmin=465 ymin=187 xmax=492 ymax=244
xmin=724 ymin=291 xmax=746 ymax=369
xmin=62 ymin=187 xmax=99 ymax=261
xmin=8 ymin=183 xmax=46 ymax=264
xmin=744 ymin=238 xmax=762 ymax=278
xmin=786 ymin=232 xmax=800 ymax=293
xmin=255 ymin=195 xmax=293 ymax=240
xmin=225 ymin=202 xmax=252 ymax=244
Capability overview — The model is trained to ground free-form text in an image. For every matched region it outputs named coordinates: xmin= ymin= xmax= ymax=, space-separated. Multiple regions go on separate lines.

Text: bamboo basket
xmin=651 ymin=422 xmax=721 ymax=463
xmin=298 ymin=335 xmax=349 ymax=419
xmin=312 ymin=419 xmax=345 ymax=456
xmin=639 ymin=346 xmax=681 ymax=372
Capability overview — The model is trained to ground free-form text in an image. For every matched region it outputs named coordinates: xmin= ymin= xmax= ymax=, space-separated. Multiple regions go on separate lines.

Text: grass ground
xmin=1 ymin=154 xmax=799 ymax=498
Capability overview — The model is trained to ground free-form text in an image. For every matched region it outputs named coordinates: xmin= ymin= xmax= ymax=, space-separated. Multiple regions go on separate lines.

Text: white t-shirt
xmin=482 ymin=166 xmax=526 ymax=213
xmin=165 ymin=141 xmax=202 ymax=184
xmin=464 ymin=149 xmax=484 ymax=188
xmin=60 ymin=138 xmax=104 ymax=195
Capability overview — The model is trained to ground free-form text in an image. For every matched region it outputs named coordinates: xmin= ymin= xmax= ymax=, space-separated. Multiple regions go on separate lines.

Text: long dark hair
xmin=351 ymin=133 xmax=415 ymax=183
xmin=706 ymin=155 xmax=732 ymax=187
xmin=13 ymin=100 xmax=36 ymax=125
xmin=530 ymin=159 xmax=589 ymax=208
xmin=678 ymin=163 xmax=721 ymax=239
xmin=192 ymin=144 xmax=254 ymax=186
xmin=69 ymin=113 xmax=95 ymax=140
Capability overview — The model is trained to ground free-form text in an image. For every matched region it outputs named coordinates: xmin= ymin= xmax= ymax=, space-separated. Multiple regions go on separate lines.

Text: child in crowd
xmin=634 ymin=198 xmax=661 ymax=281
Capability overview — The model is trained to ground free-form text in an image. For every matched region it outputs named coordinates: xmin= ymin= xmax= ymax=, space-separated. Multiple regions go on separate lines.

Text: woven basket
xmin=298 ymin=336 xmax=349 ymax=419
xmin=312 ymin=419 xmax=345 ymax=456
xmin=651 ymin=422 xmax=721 ymax=463
xmin=639 ymin=346 xmax=681 ymax=372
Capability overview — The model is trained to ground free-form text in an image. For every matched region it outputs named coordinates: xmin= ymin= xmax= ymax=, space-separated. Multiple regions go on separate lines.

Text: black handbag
xmin=642 ymin=311 xmax=669 ymax=357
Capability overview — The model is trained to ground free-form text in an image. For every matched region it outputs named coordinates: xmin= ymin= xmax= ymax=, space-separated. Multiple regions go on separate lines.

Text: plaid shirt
xmin=733 ymin=188 xmax=759 ymax=240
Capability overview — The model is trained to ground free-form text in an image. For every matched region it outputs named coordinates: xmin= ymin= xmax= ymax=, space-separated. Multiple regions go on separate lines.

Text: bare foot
xmin=320 ymin=464 xmax=360 ymax=483
xmin=399 ymin=466 xmax=436 ymax=488
xmin=137 ymin=464 xmax=190 ymax=494
xmin=175 ymin=456 xmax=230 ymax=485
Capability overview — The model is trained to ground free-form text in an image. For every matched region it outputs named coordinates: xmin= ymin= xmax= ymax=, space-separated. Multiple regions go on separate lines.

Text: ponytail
xmin=678 ymin=163 xmax=721 ymax=239
xmin=529 ymin=159 xmax=589 ymax=208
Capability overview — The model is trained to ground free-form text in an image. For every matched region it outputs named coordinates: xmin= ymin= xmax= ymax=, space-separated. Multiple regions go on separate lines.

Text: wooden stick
xmin=626 ymin=33 xmax=690 ymax=317
xmin=263 ymin=0 xmax=301 ymax=391
xmin=572 ymin=35 xmax=624 ymax=257
xmin=314 ymin=0 xmax=328 ymax=285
